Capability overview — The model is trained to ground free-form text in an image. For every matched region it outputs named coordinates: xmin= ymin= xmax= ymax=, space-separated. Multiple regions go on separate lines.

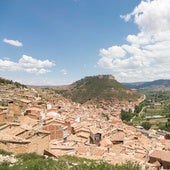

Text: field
xmin=121 ymin=90 xmax=170 ymax=131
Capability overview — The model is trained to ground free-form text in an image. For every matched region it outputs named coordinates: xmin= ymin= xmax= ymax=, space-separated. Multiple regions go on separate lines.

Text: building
xmin=149 ymin=150 xmax=170 ymax=169
xmin=90 ymin=127 xmax=102 ymax=145
xmin=0 ymin=123 xmax=50 ymax=155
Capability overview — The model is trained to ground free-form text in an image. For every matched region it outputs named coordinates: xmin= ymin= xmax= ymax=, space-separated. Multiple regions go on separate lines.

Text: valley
xmin=0 ymin=76 xmax=170 ymax=169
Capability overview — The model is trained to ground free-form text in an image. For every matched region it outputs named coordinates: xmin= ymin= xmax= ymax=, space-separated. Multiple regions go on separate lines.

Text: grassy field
xmin=0 ymin=151 xmax=141 ymax=170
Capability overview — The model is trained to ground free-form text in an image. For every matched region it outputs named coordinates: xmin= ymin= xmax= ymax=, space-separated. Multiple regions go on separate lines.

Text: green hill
xmin=55 ymin=75 xmax=141 ymax=104
xmin=0 ymin=77 xmax=27 ymax=88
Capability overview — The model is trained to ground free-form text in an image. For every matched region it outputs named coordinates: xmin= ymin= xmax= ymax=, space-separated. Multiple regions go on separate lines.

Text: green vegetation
xmin=120 ymin=109 xmax=136 ymax=123
xmin=0 ymin=152 xmax=141 ymax=170
xmin=0 ymin=149 xmax=12 ymax=156
xmin=120 ymin=99 xmax=148 ymax=123
xmin=121 ymin=90 xmax=170 ymax=131
xmin=0 ymin=77 xmax=27 ymax=88
xmin=55 ymin=75 xmax=141 ymax=104
xmin=141 ymin=121 xmax=151 ymax=130
xmin=0 ymin=101 xmax=8 ymax=107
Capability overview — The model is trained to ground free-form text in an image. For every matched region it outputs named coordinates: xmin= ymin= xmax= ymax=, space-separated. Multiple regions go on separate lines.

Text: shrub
xmin=141 ymin=121 xmax=151 ymax=130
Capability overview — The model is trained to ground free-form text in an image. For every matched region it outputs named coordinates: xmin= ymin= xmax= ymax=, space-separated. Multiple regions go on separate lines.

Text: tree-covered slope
xmin=55 ymin=75 xmax=141 ymax=104
xmin=0 ymin=77 xmax=27 ymax=88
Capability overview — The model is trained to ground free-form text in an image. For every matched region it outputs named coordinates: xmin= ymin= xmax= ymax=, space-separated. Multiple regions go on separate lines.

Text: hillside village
xmin=0 ymin=82 xmax=170 ymax=169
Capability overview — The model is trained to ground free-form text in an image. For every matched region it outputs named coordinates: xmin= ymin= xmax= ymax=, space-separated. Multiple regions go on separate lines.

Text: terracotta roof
xmin=67 ymin=134 xmax=87 ymax=143
xmin=76 ymin=131 xmax=90 ymax=139
xmin=90 ymin=127 xmax=102 ymax=134
xmin=149 ymin=150 xmax=170 ymax=162
xmin=18 ymin=116 xmax=38 ymax=127
xmin=100 ymin=138 xmax=112 ymax=147
xmin=0 ymin=133 xmax=30 ymax=144
xmin=110 ymin=132 xmax=124 ymax=142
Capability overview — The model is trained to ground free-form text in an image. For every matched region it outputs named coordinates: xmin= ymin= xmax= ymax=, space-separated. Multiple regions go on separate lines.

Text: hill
xmin=123 ymin=79 xmax=170 ymax=90
xmin=55 ymin=75 xmax=141 ymax=104
xmin=0 ymin=77 xmax=27 ymax=88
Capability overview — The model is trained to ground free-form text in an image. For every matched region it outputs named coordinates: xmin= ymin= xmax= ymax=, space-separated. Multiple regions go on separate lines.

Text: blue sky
xmin=0 ymin=0 xmax=170 ymax=85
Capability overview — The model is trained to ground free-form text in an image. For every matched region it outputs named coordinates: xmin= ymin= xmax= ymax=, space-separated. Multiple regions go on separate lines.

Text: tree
xmin=141 ymin=121 xmax=151 ymax=130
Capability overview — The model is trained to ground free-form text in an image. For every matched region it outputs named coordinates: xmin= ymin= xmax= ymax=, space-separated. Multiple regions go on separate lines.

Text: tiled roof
xmin=149 ymin=150 xmax=170 ymax=162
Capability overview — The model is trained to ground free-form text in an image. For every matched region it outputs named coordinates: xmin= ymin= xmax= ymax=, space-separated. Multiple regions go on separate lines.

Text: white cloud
xmin=19 ymin=55 xmax=55 ymax=68
xmin=0 ymin=55 xmax=55 ymax=74
xmin=3 ymin=38 xmax=23 ymax=47
xmin=60 ymin=69 xmax=67 ymax=75
xmin=38 ymin=68 xmax=50 ymax=74
xmin=98 ymin=0 xmax=170 ymax=82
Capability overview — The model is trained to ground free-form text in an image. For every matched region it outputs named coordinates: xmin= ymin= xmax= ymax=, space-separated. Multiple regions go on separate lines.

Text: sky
xmin=0 ymin=0 xmax=170 ymax=85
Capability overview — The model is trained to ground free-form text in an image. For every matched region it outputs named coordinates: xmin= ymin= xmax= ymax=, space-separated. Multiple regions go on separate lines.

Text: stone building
xmin=0 ymin=123 xmax=50 ymax=155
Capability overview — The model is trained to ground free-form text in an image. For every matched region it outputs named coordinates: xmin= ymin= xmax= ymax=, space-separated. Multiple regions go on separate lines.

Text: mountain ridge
xmin=123 ymin=79 xmax=170 ymax=90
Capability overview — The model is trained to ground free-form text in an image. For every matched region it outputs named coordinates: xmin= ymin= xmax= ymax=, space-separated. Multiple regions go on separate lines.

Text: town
xmin=0 ymin=83 xmax=170 ymax=169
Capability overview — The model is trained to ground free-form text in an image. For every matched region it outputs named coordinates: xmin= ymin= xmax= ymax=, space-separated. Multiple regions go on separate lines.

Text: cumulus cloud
xmin=0 ymin=55 xmax=55 ymax=74
xmin=98 ymin=0 xmax=170 ymax=82
xmin=3 ymin=38 xmax=23 ymax=47
xmin=19 ymin=55 xmax=54 ymax=68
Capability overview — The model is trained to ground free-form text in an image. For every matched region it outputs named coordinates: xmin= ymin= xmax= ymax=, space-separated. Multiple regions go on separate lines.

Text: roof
xmin=149 ymin=150 xmax=170 ymax=162
xmin=18 ymin=116 xmax=38 ymax=127
xmin=67 ymin=134 xmax=87 ymax=143
xmin=0 ymin=133 xmax=30 ymax=144
xmin=19 ymin=99 xmax=31 ymax=103
xmin=110 ymin=132 xmax=124 ymax=142
xmin=26 ymin=107 xmax=43 ymax=111
xmin=90 ymin=127 xmax=102 ymax=134
xmin=76 ymin=131 xmax=90 ymax=139
xmin=74 ymin=126 xmax=90 ymax=133
xmin=100 ymin=137 xmax=112 ymax=147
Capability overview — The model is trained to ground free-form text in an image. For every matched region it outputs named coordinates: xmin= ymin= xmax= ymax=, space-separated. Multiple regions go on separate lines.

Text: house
xmin=24 ymin=107 xmax=43 ymax=119
xmin=43 ymin=124 xmax=68 ymax=140
xmin=67 ymin=134 xmax=87 ymax=144
xmin=90 ymin=127 xmax=102 ymax=145
xmin=0 ymin=133 xmax=30 ymax=154
xmin=18 ymin=116 xmax=38 ymax=129
xmin=46 ymin=109 xmax=61 ymax=118
xmin=44 ymin=117 xmax=71 ymax=135
xmin=149 ymin=150 xmax=170 ymax=169
xmin=100 ymin=137 xmax=112 ymax=147
xmin=0 ymin=123 xmax=50 ymax=155
xmin=73 ymin=127 xmax=90 ymax=138
xmin=110 ymin=132 xmax=124 ymax=144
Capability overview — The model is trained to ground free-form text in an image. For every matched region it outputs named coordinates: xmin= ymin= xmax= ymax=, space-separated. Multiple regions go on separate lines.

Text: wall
xmin=28 ymin=133 xmax=50 ymax=155
xmin=43 ymin=125 xmax=63 ymax=140
xmin=0 ymin=142 xmax=29 ymax=154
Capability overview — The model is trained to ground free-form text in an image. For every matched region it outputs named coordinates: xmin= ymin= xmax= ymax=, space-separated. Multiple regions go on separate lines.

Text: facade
xmin=90 ymin=128 xmax=102 ymax=145
xmin=43 ymin=124 xmax=68 ymax=140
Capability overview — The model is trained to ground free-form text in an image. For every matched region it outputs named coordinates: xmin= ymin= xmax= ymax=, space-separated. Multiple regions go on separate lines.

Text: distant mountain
xmin=123 ymin=79 xmax=170 ymax=90
xmin=55 ymin=75 xmax=141 ymax=104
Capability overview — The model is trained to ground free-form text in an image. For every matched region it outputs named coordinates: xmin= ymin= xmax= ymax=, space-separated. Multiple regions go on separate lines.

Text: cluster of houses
xmin=0 ymin=85 xmax=170 ymax=169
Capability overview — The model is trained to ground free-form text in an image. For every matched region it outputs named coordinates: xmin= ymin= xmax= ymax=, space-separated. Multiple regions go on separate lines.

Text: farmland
xmin=121 ymin=90 xmax=170 ymax=131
